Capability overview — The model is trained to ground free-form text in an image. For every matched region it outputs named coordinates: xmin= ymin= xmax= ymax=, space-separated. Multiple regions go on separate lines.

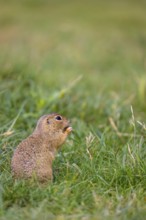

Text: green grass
xmin=0 ymin=0 xmax=146 ymax=219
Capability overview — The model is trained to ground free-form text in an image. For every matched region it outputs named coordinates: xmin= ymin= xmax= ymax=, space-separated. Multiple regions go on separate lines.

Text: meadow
xmin=0 ymin=0 xmax=146 ymax=219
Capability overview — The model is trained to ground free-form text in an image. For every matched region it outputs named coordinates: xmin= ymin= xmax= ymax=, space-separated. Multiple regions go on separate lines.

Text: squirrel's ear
xmin=47 ymin=119 xmax=50 ymax=124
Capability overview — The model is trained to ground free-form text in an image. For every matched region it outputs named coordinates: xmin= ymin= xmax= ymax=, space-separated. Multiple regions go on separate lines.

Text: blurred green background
xmin=1 ymin=0 xmax=146 ymax=120
xmin=1 ymin=0 xmax=146 ymax=86
xmin=0 ymin=0 xmax=146 ymax=219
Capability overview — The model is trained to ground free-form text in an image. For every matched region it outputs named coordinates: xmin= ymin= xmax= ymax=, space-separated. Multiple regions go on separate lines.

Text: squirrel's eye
xmin=55 ymin=115 xmax=62 ymax=121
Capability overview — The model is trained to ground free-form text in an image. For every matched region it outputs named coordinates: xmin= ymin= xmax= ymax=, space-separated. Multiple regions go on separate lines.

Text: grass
xmin=0 ymin=0 xmax=146 ymax=219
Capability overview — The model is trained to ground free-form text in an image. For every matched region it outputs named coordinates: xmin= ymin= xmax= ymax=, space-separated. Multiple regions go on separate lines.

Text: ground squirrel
xmin=11 ymin=113 xmax=72 ymax=182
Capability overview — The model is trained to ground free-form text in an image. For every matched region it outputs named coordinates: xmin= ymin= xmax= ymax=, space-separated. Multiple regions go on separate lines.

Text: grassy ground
xmin=0 ymin=0 xmax=146 ymax=219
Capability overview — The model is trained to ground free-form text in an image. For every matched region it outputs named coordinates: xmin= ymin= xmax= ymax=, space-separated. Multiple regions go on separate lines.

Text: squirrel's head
xmin=33 ymin=113 xmax=72 ymax=148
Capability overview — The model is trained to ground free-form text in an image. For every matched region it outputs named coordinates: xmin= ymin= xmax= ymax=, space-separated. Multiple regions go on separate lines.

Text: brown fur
xmin=11 ymin=113 xmax=72 ymax=182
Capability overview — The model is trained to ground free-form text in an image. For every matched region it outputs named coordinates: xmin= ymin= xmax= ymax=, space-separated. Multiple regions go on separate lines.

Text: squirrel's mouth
xmin=63 ymin=125 xmax=72 ymax=133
